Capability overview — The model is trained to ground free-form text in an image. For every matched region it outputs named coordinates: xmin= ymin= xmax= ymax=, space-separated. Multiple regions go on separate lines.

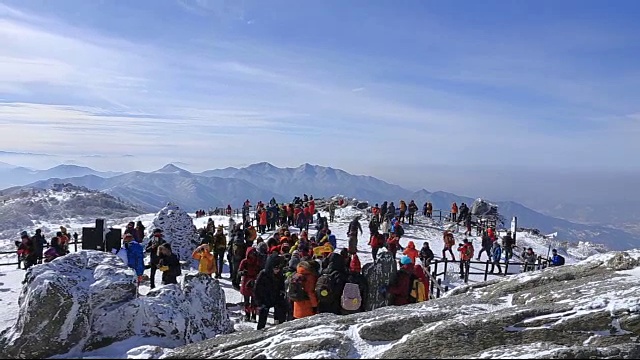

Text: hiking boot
xmin=251 ymin=313 xmax=256 ymax=322
xmin=244 ymin=313 xmax=251 ymax=322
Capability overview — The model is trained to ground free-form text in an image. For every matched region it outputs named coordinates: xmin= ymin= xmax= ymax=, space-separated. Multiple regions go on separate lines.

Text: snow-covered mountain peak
xmin=153 ymin=163 xmax=190 ymax=174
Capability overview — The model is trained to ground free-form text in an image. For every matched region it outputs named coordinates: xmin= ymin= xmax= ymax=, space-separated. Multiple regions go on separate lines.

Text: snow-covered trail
xmin=0 ymin=204 xmax=582 ymax=359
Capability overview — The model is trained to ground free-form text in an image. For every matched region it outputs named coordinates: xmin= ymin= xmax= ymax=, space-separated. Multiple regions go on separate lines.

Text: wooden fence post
xmin=464 ymin=261 xmax=470 ymax=283
xmin=443 ymin=258 xmax=448 ymax=280
xmin=436 ymin=278 xmax=442 ymax=298
xmin=484 ymin=260 xmax=490 ymax=281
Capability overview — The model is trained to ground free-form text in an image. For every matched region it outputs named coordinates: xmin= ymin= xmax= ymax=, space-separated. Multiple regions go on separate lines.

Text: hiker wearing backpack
xmin=290 ymin=261 xmax=319 ymax=319
xmin=387 ymin=256 xmax=415 ymax=306
xmin=316 ymin=253 xmax=348 ymax=315
xmin=419 ymin=242 xmax=434 ymax=271
xmin=254 ymin=253 xmax=288 ymax=330
xmin=549 ymin=249 xmax=565 ymax=267
xmin=442 ymin=231 xmax=456 ymax=261
xmin=239 ymin=247 xmax=261 ymax=322
xmin=348 ymin=216 xmax=363 ymax=254
xmin=341 ymin=254 xmax=368 ymax=314
xmin=403 ymin=241 xmax=419 ymax=264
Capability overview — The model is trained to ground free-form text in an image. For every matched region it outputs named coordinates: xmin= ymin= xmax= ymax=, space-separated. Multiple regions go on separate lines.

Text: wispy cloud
xmin=0 ymin=150 xmax=53 ymax=157
xmin=0 ymin=1 xmax=637 ymax=175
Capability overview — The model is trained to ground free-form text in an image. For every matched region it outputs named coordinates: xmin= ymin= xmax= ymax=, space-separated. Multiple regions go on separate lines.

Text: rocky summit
xmin=149 ymin=203 xmax=201 ymax=267
xmin=164 ymin=251 xmax=640 ymax=359
xmin=0 ymin=251 xmax=233 ymax=359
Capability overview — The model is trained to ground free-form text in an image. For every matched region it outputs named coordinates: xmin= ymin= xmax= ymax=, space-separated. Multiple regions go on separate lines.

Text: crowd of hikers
xmin=12 ymin=194 xmax=567 ymax=330
xmin=14 ymin=226 xmax=78 ymax=269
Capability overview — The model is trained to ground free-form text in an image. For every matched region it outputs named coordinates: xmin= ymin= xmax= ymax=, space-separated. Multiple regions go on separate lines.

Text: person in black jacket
xmin=32 ymin=228 xmax=47 ymax=264
xmin=419 ymin=242 xmax=435 ymax=271
xmin=157 ymin=243 xmax=181 ymax=285
xmin=253 ymin=253 xmax=288 ymax=330
xmin=145 ymin=229 xmax=166 ymax=289
xmin=230 ymin=224 xmax=251 ymax=289
xmin=347 ymin=216 xmax=363 ymax=254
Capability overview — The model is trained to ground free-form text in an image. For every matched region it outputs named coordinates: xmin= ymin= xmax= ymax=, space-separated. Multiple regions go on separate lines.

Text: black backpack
xmin=557 ymin=255 xmax=565 ymax=266
xmin=315 ymin=271 xmax=342 ymax=304
xmin=287 ymin=273 xmax=309 ymax=302
xmin=396 ymin=226 xmax=405 ymax=237
xmin=405 ymin=271 xmax=419 ymax=304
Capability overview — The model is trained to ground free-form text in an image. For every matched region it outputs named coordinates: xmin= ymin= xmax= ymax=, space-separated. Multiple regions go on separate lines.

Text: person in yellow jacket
xmin=192 ymin=244 xmax=216 ymax=276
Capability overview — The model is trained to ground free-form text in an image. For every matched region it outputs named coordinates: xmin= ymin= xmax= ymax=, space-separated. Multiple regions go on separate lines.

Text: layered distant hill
xmin=2 ymin=162 xmax=638 ymax=251
xmin=0 ymin=163 xmax=121 ymax=189
xmin=0 ymin=183 xmax=144 ymax=234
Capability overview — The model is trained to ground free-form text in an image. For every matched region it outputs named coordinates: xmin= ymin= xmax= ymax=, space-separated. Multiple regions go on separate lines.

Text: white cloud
xmin=0 ymin=2 xmax=637 ymax=175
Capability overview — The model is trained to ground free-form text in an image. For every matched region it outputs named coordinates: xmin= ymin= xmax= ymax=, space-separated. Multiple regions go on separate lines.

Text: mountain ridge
xmin=4 ymin=161 xmax=639 ymax=251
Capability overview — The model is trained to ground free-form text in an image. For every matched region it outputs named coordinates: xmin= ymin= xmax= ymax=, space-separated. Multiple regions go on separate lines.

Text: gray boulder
xmin=164 ymin=250 xmax=640 ymax=359
xmin=0 ymin=251 xmax=233 ymax=359
xmin=149 ymin=203 xmax=201 ymax=267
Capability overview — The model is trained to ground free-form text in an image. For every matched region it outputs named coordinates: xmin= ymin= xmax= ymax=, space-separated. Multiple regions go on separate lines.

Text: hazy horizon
xmin=1 ymin=155 xmax=637 ymax=213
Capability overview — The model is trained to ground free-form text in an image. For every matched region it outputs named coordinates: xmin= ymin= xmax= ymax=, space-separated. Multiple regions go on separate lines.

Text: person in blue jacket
xmin=490 ymin=241 xmax=503 ymax=275
xmin=550 ymin=249 xmax=565 ymax=266
xmin=123 ymin=233 xmax=145 ymax=279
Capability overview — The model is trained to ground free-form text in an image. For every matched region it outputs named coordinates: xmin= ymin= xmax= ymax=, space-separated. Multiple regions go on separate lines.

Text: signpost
xmin=510 ymin=216 xmax=517 ymax=244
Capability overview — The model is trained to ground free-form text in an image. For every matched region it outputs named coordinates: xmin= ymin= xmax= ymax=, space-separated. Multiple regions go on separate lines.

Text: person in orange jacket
xmin=292 ymin=261 xmax=319 ymax=319
xmin=451 ymin=202 xmax=458 ymax=222
xmin=402 ymin=241 xmax=419 ymax=264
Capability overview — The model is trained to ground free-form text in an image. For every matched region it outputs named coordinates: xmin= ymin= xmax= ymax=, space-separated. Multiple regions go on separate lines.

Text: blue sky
xmin=0 ymin=0 xmax=639 ymax=188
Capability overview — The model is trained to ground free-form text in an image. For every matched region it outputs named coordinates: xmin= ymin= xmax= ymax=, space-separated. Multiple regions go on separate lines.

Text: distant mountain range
xmin=0 ymin=163 xmax=121 ymax=189
xmin=1 ymin=162 xmax=638 ymax=251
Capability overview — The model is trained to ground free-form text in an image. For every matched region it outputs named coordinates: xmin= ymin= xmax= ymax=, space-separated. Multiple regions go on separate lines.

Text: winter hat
xmin=350 ymin=254 xmax=362 ymax=273
xmin=153 ymin=228 xmax=163 ymax=234
xmin=20 ymin=231 xmax=29 ymax=238
xmin=400 ymin=255 xmax=412 ymax=265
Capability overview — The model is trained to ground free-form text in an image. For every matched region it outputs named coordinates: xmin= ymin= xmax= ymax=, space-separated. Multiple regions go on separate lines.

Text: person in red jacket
xmin=239 ymin=247 xmax=262 ymax=322
xmin=451 ymin=202 xmax=458 ymax=222
xmin=457 ymin=238 xmax=474 ymax=280
xmin=309 ymin=197 xmax=316 ymax=216
xmin=388 ymin=255 xmax=415 ymax=306
xmin=258 ymin=209 xmax=268 ymax=234
xmin=368 ymin=230 xmax=385 ymax=261
xmin=403 ymin=241 xmax=419 ymax=264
